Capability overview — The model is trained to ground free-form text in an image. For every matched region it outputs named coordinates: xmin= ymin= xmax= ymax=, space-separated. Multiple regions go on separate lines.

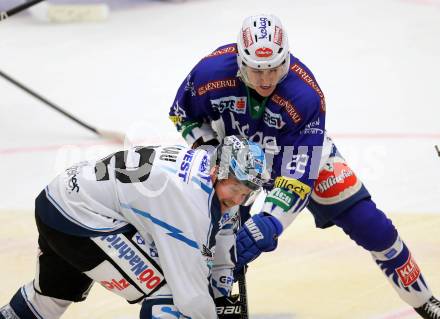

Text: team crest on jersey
xmin=263 ymin=108 xmax=285 ymax=129
xmin=211 ymin=96 xmax=247 ymax=114
xmin=311 ymin=156 xmax=362 ymax=205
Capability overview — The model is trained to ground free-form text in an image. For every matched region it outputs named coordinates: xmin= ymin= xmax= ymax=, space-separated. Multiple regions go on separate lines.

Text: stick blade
xmin=97 ymin=129 xmax=125 ymax=143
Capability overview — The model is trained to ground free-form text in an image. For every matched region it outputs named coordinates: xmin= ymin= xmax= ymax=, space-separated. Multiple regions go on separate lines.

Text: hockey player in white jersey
xmin=0 ymin=135 xmax=268 ymax=319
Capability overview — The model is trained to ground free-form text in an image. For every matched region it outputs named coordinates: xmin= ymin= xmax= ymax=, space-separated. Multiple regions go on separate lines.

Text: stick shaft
xmin=0 ymin=69 xmax=99 ymax=135
xmin=237 ymin=271 xmax=249 ymax=319
xmin=0 ymin=0 xmax=45 ymax=21
xmin=237 ymin=209 xmax=249 ymax=319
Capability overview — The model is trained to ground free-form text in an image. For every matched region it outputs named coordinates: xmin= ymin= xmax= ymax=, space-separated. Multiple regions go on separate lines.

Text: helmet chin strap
xmin=237 ymin=60 xmax=290 ymax=92
xmin=237 ymin=69 xmax=254 ymax=89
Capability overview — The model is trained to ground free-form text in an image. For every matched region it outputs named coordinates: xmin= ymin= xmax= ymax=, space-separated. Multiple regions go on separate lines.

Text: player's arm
xmin=211 ymin=212 xmax=239 ymax=299
xmin=169 ymin=67 xmax=218 ymax=146
xmin=236 ymin=106 xmax=326 ymax=270
xmin=149 ymin=216 xmax=217 ymax=318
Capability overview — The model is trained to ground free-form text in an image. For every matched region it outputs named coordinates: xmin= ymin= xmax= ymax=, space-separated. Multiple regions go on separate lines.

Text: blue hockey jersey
xmin=169 ymin=44 xmax=329 ymax=227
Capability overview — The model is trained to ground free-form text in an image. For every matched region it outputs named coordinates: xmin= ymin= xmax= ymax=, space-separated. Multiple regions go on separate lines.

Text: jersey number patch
xmin=95 ymin=147 xmax=157 ymax=183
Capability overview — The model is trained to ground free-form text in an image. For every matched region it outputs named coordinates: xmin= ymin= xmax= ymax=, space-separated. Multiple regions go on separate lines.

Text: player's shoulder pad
xmin=191 ymin=43 xmax=240 ymax=94
xmin=271 ymin=55 xmax=326 ymax=127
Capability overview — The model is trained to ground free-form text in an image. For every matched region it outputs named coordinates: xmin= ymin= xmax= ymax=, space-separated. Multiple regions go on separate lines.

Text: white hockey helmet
xmin=237 ymin=14 xmax=290 ymax=85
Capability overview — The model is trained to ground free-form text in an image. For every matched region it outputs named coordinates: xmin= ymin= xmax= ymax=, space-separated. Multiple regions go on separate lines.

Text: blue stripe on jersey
xmin=45 ymin=187 xmax=120 ymax=232
xmin=37 ymin=190 xmax=134 ymax=237
xmin=121 ymin=203 xmax=199 ymax=249
xmin=211 ymin=279 xmax=229 ymax=297
xmin=191 ymin=176 xmax=212 ymax=195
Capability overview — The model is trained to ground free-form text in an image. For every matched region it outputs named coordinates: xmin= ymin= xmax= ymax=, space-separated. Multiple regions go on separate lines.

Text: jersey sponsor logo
xmin=396 ymin=253 xmax=421 ymax=287
xmin=179 ymin=149 xmax=195 ymax=182
xmin=199 ymin=154 xmax=210 ymax=173
xmin=263 ymin=108 xmax=285 ymax=129
xmin=242 ymin=27 xmax=253 ymax=48
xmin=300 ymin=118 xmax=324 ymax=135
xmin=197 ymin=78 xmax=237 ymax=96
xmin=274 ymin=176 xmax=311 ymax=200
xmin=245 ymin=219 xmax=264 ymax=241
xmin=134 ymin=233 xmax=145 ymax=245
xmin=183 ymin=74 xmax=196 ymax=96
xmin=205 ymin=45 xmax=237 ymax=58
xmin=255 ymin=47 xmax=273 ymax=58
xmin=169 ymin=101 xmax=187 ymax=125
xmin=94 ymin=234 xmax=164 ymax=294
xmin=258 ymin=17 xmax=268 ymax=39
xmin=201 ymin=244 xmax=214 ymax=269
xmin=101 ymin=278 xmax=130 ymax=291
xmin=65 ymin=162 xmax=87 ymax=194
xmin=311 ymin=156 xmax=362 ymax=205
xmin=229 ymin=113 xmax=280 ymax=155
xmin=216 ymin=305 xmax=241 ymax=315
xmin=273 ymin=26 xmax=283 ymax=46
xmin=266 ymin=188 xmax=295 ymax=211
xmin=211 ymin=96 xmax=247 ymax=114
xmin=219 ymin=276 xmax=234 ymax=285
xmin=271 ymin=94 xmax=302 ymax=124
xmin=290 ymin=63 xmax=326 ymax=112
xmin=66 ymin=167 xmax=80 ymax=193
xmin=159 ymin=146 xmax=183 ymax=162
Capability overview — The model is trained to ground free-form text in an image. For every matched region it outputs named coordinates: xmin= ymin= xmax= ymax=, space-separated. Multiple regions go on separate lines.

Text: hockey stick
xmin=237 ymin=269 xmax=249 ymax=319
xmin=0 ymin=69 xmax=124 ymax=142
xmin=237 ymin=210 xmax=250 ymax=319
xmin=0 ymin=0 xmax=45 ymax=21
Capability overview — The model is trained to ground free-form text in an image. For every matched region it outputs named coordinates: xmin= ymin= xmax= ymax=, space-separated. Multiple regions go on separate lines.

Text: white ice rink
xmin=0 ymin=0 xmax=439 ymax=318
xmin=1 ymin=0 xmax=440 ymax=213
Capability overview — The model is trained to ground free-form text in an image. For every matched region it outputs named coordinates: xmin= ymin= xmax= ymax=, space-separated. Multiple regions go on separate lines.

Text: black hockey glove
xmin=191 ymin=137 xmax=220 ymax=149
xmin=215 ymin=294 xmax=241 ymax=319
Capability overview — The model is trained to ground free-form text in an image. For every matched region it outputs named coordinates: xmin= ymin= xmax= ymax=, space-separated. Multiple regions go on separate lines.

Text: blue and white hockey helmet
xmin=216 ymin=135 xmax=269 ymax=192
xmin=237 ymin=14 xmax=290 ymax=86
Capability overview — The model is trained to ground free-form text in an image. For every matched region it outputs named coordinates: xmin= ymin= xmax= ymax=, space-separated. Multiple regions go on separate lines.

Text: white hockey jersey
xmin=41 ymin=145 xmax=234 ymax=319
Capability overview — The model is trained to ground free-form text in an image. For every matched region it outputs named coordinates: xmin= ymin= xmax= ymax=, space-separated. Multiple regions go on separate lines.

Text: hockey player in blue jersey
xmin=0 ymin=136 xmax=267 ymax=319
xmin=169 ymin=14 xmax=440 ymax=318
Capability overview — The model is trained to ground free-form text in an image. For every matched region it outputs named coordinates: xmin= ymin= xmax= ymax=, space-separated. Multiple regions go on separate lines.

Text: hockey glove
xmin=235 ymin=212 xmax=283 ymax=273
xmin=215 ymin=294 xmax=241 ymax=319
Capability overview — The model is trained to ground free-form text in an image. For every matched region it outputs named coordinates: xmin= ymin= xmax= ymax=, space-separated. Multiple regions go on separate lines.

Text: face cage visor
xmin=238 ymin=56 xmax=290 ymax=90
xmin=229 ymin=157 xmax=266 ymax=206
